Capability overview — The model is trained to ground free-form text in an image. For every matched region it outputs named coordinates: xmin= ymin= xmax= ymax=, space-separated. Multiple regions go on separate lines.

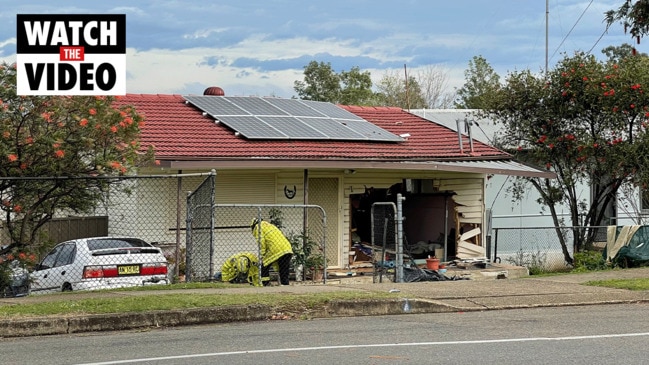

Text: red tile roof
xmin=114 ymin=94 xmax=510 ymax=162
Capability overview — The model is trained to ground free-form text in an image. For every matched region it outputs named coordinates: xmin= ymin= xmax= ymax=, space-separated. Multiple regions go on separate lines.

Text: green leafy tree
xmin=0 ymin=62 xmax=153 ymax=253
xmin=339 ymin=67 xmax=375 ymax=105
xmin=293 ymin=61 xmax=341 ymax=102
xmin=606 ymin=1 xmax=649 ymax=47
xmin=456 ymin=55 xmax=501 ymax=109
xmin=294 ymin=61 xmax=377 ymax=105
xmin=374 ymin=70 xmax=427 ymax=109
xmin=485 ymin=51 xmax=649 ymax=264
xmin=601 ymin=43 xmax=647 ymax=62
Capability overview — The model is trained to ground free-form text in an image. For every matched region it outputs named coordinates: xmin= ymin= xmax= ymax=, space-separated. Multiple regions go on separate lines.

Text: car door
xmin=31 ymin=242 xmax=77 ymax=293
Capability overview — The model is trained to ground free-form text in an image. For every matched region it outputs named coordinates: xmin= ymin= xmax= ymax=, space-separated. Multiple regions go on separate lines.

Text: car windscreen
xmin=87 ymin=238 xmax=159 ymax=255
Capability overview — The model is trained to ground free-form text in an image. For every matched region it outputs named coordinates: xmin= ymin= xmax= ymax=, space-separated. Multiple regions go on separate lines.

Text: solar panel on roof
xmin=298 ymin=117 xmax=366 ymax=140
xmin=262 ymin=116 xmax=327 ymax=139
xmin=299 ymin=100 xmax=364 ymax=120
xmin=225 ymin=96 xmax=289 ymax=116
xmin=182 ymin=95 xmax=402 ymax=142
xmin=184 ymin=95 xmax=249 ymax=116
xmin=264 ymin=98 xmax=325 ymax=117
xmin=337 ymin=119 xmax=403 ymax=142
xmin=216 ymin=115 xmax=288 ymax=139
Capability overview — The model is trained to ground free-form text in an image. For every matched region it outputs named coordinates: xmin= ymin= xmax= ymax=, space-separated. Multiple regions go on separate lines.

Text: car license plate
xmin=118 ymin=265 xmax=141 ymax=276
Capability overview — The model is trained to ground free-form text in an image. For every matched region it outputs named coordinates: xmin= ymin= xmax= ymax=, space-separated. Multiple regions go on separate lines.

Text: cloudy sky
xmin=0 ymin=0 xmax=635 ymax=99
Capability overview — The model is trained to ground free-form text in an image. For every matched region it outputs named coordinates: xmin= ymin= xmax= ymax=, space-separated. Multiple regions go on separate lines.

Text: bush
xmin=572 ymin=250 xmax=609 ymax=272
xmin=0 ymin=252 xmax=35 ymax=297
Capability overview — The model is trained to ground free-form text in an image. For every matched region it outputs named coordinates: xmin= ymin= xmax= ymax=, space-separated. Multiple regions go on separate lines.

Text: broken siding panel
xmin=455 ymin=205 xmax=482 ymax=213
xmin=453 ymin=195 xmax=483 ymax=206
xmin=442 ymin=177 xmax=486 ymax=256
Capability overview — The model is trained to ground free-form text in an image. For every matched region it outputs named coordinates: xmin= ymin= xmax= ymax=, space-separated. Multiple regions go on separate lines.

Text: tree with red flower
xmin=0 ymin=62 xmax=154 ymax=254
xmin=484 ymin=51 xmax=649 ymax=264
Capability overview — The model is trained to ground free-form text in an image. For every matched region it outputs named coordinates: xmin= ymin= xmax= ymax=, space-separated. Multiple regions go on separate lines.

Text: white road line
xmin=77 ymin=332 xmax=649 ymax=365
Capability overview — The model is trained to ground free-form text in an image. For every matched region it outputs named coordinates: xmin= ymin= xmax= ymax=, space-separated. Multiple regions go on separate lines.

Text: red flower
xmin=79 ymin=118 xmax=88 ymax=126
xmin=7 ymin=154 xmax=17 ymax=162
xmin=41 ymin=112 xmax=52 ymax=122
xmin=54 ymin=150 xmax=65 ymax=158
xmin=89 ymin=108 xmax=97 ymax=115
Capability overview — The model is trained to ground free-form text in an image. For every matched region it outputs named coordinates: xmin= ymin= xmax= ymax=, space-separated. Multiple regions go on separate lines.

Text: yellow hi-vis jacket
xmin=220 ymin=252 xmax=262 ymax=286
xmin=252 ymin=220 xmax=293 ymax=267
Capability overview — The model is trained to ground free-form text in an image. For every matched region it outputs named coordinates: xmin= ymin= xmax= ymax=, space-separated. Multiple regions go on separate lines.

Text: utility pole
xmin=545 ymin=0 xmax=549 ymax=74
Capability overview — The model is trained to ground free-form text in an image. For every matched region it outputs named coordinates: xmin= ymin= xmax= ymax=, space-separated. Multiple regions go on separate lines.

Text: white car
xmin=30 ymin=237 xmax=169 ymax=294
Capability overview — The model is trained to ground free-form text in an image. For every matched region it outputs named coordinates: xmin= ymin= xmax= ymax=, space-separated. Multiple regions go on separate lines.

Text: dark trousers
xmin=261 ymin=253 xmax=292 ymax=285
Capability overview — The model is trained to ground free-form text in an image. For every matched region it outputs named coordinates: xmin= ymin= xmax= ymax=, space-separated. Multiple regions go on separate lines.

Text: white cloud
xmin=125 ymin=47 xmax=301 ymax=97
xmin=183 ymin=28 xmax=230 ymax=40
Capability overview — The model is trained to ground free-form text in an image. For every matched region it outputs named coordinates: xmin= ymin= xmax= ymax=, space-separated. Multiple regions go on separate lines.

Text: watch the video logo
xmin=16 ymin=14 xmax=126 ymax=95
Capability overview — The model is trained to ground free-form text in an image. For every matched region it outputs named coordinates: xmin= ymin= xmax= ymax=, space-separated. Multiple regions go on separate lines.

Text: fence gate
xmin=371 ymin=193 xmax=406 ymax=283
xmin=185 ymin=173 xmax=216 ymax=281
xmin=186 ymin=175 xmax=327 ymax=284
xmin=211 ymin=204 xmax=326 ymax=285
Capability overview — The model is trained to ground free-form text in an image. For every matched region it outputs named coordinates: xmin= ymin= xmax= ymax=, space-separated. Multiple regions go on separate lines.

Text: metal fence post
xmin=396 ymin=193 xmax=405 ymax=283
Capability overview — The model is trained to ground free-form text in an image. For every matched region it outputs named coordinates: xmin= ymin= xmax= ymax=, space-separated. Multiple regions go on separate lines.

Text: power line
xmin=550 ymin=0 xmax=594 ymax=61
xmin=587 ymin=27 xmax=609 ymax=55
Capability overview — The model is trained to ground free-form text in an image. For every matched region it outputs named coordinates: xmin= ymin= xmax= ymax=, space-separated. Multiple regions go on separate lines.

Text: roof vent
xmin=203 ymin=86 xmax=225 ymax=96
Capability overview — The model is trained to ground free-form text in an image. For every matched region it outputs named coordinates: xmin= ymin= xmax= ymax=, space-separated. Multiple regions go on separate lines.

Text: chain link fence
xmin=2 ymin=172 xmax=625 ymax=296
xmin=490 ymin=226 xmax=609 ymax=272
xmin=0 ymin=174 xmax=209 ymax=296
xmin=187 ymin=203 xmax=326 ymax=285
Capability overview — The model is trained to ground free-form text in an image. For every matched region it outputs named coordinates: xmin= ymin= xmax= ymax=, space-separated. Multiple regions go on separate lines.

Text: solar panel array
xmin=183 ymin=95 xmax=403 ymax=142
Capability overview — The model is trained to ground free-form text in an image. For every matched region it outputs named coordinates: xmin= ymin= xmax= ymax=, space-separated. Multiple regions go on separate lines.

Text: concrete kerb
xmin=4 ymin=267 xmax=649 ymax=338
xmin=0 ymin=298 xmax=462 ymax=338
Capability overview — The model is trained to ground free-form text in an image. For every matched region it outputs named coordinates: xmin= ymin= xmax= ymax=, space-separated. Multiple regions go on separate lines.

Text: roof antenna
xmin=456 ymin=117 xmax=475 ymax=153
xmin=404 ymin=64 xmax=410 ymax=111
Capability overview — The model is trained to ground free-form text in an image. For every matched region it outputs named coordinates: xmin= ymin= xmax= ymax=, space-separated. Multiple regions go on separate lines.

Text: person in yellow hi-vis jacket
xmin=251 ymin=218 xmax=293 ymax=286
xmin=220 ymin=252 xmax=262 ymax=286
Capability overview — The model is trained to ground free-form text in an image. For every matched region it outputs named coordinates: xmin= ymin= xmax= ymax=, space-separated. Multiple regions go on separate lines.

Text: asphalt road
xmin=2 ymin=303 xmax=649 ymax=365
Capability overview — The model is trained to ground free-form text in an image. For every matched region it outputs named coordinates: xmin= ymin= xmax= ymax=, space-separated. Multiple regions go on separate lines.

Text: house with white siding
xmin=115 ymin=91 xmax=551 ymax=270
xmin=410 ymin=109 xmax=648 ymax=229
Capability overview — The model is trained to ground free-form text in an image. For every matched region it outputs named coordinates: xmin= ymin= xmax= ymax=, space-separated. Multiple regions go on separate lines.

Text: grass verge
xmin=0 ymin=285 xmax=394 ymax=318
xmin=585 ymin=277 xmax=649 ymax=291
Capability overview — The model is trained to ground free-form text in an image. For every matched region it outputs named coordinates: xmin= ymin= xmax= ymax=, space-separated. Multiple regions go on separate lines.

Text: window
xmin=39 ymin=245 xmax=62 ymax=270
xmin=55 ymin=243 xmax=76 ymax=266
xmin=642 ymin=189 xmax=649 ymax=211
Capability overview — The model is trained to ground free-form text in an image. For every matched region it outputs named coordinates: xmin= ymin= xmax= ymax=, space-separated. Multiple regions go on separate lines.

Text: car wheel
xmin=62 ymin=283 xmax=73 ymax=292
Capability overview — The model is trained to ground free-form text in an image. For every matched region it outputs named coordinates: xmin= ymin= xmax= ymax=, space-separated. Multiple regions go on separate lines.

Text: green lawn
xmin=585 ymin=277 xmax=649 ymax=291
xmin=0 ymin=283 xmax=393 ymax=318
